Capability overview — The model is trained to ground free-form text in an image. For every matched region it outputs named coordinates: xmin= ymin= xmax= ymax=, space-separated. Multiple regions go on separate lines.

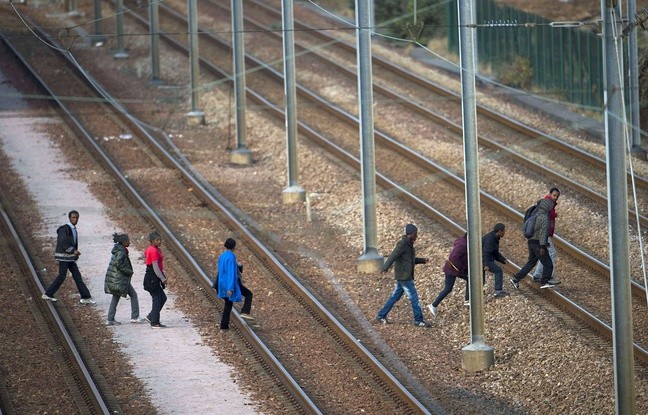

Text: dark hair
xmin=224 ymin=238 xmax=236 ymax=250
xmin=549 ymin=187 xmax=561 ymax=195
xmin=112 ymin=233 xmax=129 ymax=244
xmin=68 ymin=210 xmax=79 ymax=219
xmin=493 ymin=223 xmax=505 ymax=232
xmin=149 ymin=231 xmax=161 ymax=241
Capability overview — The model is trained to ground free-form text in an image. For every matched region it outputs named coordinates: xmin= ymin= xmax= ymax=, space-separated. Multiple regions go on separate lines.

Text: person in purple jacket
xmin=427 ymin=233 xmax=469 ymax=317
xmin=217 ymin=238 xmax=253 ymax=330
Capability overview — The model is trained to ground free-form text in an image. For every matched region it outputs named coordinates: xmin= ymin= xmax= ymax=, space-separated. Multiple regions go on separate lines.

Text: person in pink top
xmin=143 ymin=231 xmax=168 ymax=328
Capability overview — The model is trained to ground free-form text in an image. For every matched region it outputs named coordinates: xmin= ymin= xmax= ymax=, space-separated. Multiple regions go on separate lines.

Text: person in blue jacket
xmin=217 ymin=238 xmax=253 ymax=330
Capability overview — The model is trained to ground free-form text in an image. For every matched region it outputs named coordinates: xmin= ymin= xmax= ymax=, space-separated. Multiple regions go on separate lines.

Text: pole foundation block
xmin=231 ymin=148 xmax=253 ymax=165
xmin=186 ymin=111 xmax=205 ymax=126
xmin=282 ymin=186 xmax=305 ymax=204
xmin=461 ymin=342 xmax=494 ymax=372
xmin=356 ymin=251 xmax=383 ymax=274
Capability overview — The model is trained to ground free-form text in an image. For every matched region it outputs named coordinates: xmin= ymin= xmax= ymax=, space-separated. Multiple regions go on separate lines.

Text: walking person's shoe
xmin=80 ymin=297 xmax=96 ymax=304
xmin=427 ymin=304 xmax=438 ymax=317
xmin=106 ymin=320 xmax=121 ymax=326
xmin=547 ymin=279 xmax=561 ymax=286
xmin=240 ymin=313 xmax=255 ymax=321
xmin=41 ymin=294 xmax=58 ymax=302
xmin=151 ymin=323 xmax=167 ymax=328
xmin=540 ymin=282 xmax=556 ymax=289
xmin=532 ymin=276 xmax=541 ymax=282
xmin=509 ymin=278 xmax=520 ymax=291
xmin=145 ymin=316 xmax=151 ymax=324
xmin=463 ymin=300 xmax=470 ymax=306
xmin=130 ymin=318 xmax=147 ymax=324
xmin=493 ymin=290 xmax=510 ymax=298
xmin=413 ymin=320 xmax=431 ymax=328
xmin=375 ymin=317 xmax=390 ymax=325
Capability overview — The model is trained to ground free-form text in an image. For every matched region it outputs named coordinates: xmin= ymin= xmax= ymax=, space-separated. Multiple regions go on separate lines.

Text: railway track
xmin=0 ymin=17 xmax=441 ymax=415
xmin=114 ymin=0 xmax=648 ymax=362
xmin=0 ymin=201 xmax=116 ymax=414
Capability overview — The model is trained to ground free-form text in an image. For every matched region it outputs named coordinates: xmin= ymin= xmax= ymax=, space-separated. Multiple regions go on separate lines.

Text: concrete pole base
xmin=113 ymin=51 xmax=129 ymax=59
xmin=356 ymin=251 xmax=383 ymax=274
xmin=149 ymin=78 xmax=164 ymax=87
xmin=231 ymin=148 xmax=253 ymax=165
xmin=282 ymin=186 xmax=305 ymax=204
xmin=461 ymin=342 xmax=494 ymax=372
xmin=186 ymin=111 xmax=205 ymax=126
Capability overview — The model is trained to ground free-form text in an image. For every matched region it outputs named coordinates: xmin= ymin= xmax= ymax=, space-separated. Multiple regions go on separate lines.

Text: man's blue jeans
xmin=377 ymin=279 xmax=424 ymax=323
xmin=483 ymin=260 xmax=504 ymax=291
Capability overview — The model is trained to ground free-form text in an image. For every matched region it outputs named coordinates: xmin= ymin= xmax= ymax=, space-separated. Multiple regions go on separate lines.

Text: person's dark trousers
xmin=432 ymin=274 xmax=468 ymax=307
xmin=220 ymin=281 xmax=253 ymax=329
xmin=514 ymin=240 xmax=553 ymax=283
xmin=239 ymin=282 xmax=253 ymax=314
xmin=483 ymin=260 xmax=504 ymax=291
xmin=220 ymin=298 xmax=234 ymax=329
xmin=45 ymin=261 xmax=91 ymax=299
xmin=147 ymin=285 xmax=167 ymax=325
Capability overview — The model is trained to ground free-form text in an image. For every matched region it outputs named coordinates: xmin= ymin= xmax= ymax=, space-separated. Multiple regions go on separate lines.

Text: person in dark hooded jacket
xmin=510 ymin=198 xmax=560 ymax=290
xmin=104 ymin=233 xmax=145 ymax=325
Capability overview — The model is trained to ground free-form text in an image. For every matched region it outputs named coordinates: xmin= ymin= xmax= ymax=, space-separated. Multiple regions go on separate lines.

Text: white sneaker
xmin=130 ymin=318 xmax=147 ymax=324
xmin=41 ymin=294 xmax=58 ymax=302
xmin=463 ymin=300 xmax=470 ymax=306
xmin=427 ymin=303 xmax=438 ymax=317
xmin=240 ymin=313 xmax=255 ymax=321
xmin=80 ymin=298 xmax=96 ymax=304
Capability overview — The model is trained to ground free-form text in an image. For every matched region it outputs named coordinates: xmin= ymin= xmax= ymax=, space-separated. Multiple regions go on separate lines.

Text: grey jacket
xmin=104 ymin=243 xmax=134 ymax=296
xmin=382 ymin=235 xmax=426 ymax=281
xmin=531 ymin=198 xmax=555 ymax=246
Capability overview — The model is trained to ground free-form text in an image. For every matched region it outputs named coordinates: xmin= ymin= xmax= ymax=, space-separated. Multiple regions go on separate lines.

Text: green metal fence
xmin=446 ymin=0 xmax=603 ymax=108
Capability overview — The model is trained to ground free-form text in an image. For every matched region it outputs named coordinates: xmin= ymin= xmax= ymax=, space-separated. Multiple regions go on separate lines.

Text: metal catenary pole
xmin=281 ymin=0 xmax=305 ymax=204
xmin=230 ymin=0 xmax=252 ymax=164
xmin=601 ymin=1 xmax=636 ymax=413
xmin=114 ymin=0 xmax=129 ymax=59
xmin=355 ymin=0 xmax=382 ymax=273
xmin=149 ymin=0 xmax=162 ymax=85
xmin=458 ymin=0 xmax=494 ymax=372
xmin=92 ymin=0 xmax=106 ymax=46
xmin=186 ymin=0 xmax=205 ymax=124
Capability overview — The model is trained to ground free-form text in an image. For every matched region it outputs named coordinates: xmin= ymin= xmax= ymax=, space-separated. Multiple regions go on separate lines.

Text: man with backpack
xmin=531 ymin=188 xmax=560 ymax=282
xmin=510 ymin=197 xmax=560 ymax=290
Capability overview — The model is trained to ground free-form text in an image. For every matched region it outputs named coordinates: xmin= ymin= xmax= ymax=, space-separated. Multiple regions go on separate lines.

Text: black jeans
xmin=220 ymin=282 xmax=253 ymax=329
xmin=147 ymin=285 xmax=167 ymax=325
xmin=432 ymin=273 xmax=468 ymax=307
xmin=514 ymin=240 xmax=553 ymax=284
xmin=45 ymin=261 xmax=91 ymax=299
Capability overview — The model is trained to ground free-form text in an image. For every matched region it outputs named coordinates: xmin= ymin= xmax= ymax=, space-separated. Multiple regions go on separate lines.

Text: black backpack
xmin=522 ymin=205 xmax=538 ymax=239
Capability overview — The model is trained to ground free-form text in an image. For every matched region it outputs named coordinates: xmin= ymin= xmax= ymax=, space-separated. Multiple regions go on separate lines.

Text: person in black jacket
xmin=42 ymin=210 xmax=96 ymax=304
xmin=482 ymin=223 xmax=509 ymax=298
xmin=375 ymin=224 xmax=430 ymax=327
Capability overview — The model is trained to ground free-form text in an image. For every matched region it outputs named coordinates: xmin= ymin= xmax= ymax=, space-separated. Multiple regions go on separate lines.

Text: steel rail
xmin=0 ymin=202 xmax=113 ymax=414
xmin=8 ymin=15 xmax=435 ymax=415
xmin=135 ymin=1 xmax=647 ymax=303
xmin=246 ymin=0 xmax=648 ymax=192
xmin=121 ymin=1 xmax=648 ymax=365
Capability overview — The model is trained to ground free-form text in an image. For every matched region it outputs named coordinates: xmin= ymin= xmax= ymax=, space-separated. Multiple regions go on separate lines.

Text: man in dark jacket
xmin=427 ymin=233 xmax=469 ymax=317
xmin=510 ymin=197 xmax=560 ymax=290
xmin=42 ymin=210 xmax=96 ymax=304
xmin=375 ymin=224 xmax=430 ymax=327
xmin=482 ymin=223 xmax=509 ymax=297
